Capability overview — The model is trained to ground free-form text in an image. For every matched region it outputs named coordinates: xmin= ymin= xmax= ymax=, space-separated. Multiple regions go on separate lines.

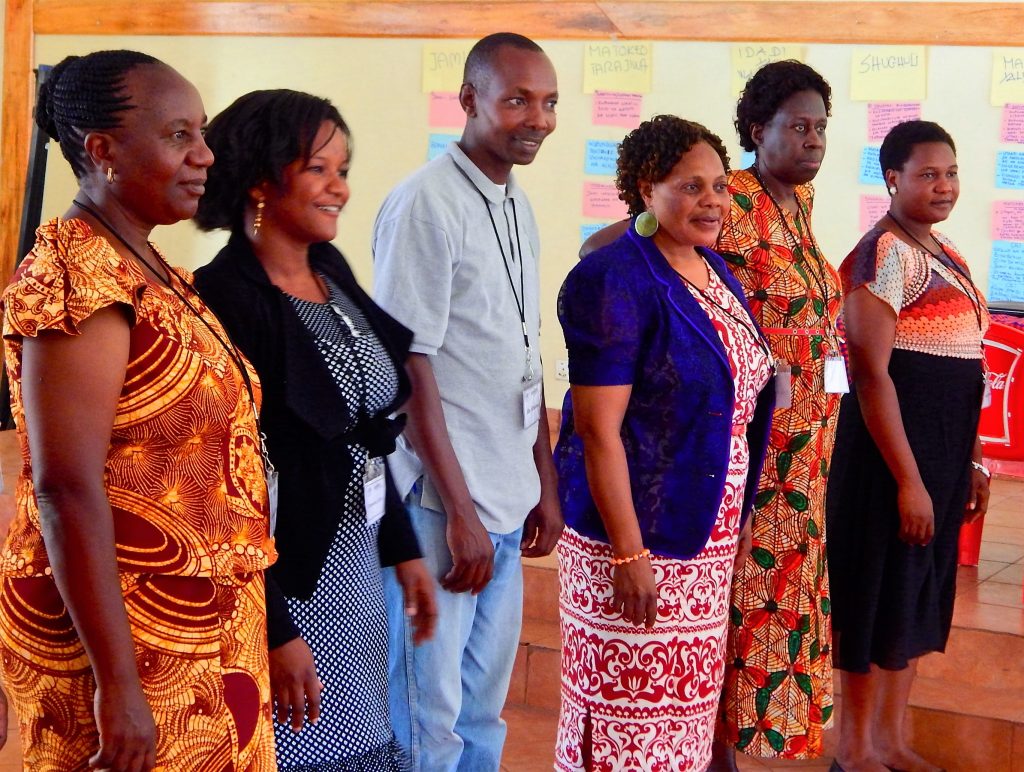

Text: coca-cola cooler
xmin=959 ymin=302 xmax=1024 ymax=566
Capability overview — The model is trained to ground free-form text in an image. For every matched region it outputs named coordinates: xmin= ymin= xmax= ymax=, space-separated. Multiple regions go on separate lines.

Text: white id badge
xmin=266 ymin=466 xmax=279 ymax=536
xmin=522 ymin=381 xmax=543 ymax=429
xmin=824 ymin=355 xmax=850 ymax=394
xmin=983 ymin=379 xmax=992 ymax=409
xmin=775 ymin=361 xmax=792 ymax=410
xmin=364 ymin=457 xmax=386 ymax=526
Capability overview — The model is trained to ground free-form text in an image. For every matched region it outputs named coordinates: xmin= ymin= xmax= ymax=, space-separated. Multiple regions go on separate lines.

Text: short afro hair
xmin=616 ymin=115 xmax=730 ymax=217
xmin=195 ymin=89 xmax=348 ymax=233
xmin=735 ymin=60 xmax=832 ymax=152
xmin=35 ymin=49 xmax=161 ymax=178
xmin=463 ymin=32 xmax=545 ymax=91
xmin=879 ymin=120 xmax=956 ymax=176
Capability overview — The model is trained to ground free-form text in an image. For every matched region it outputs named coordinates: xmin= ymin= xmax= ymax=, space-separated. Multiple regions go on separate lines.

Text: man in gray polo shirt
xmin=372 ymin=32 xmax=563 ymax=772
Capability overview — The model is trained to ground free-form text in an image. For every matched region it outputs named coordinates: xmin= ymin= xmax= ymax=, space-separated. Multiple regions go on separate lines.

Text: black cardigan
xmin=194 ymin=233 xmax=418 ymax=648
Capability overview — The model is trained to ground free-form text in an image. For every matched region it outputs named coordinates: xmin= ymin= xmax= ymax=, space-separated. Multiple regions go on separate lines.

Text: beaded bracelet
xmin=610 ymin=548 xmax=651 ymax=566
xmin=971 ymin=460 xmax=992 ymax=479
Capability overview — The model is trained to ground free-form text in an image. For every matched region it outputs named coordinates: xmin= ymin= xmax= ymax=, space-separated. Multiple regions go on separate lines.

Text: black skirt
xmin=826 ymin=348 xmax=984 ymax=673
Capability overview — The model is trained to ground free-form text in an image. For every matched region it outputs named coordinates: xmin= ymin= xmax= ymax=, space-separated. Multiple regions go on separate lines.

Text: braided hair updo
xmin=36 ymin=49 xmax=160 ymax=178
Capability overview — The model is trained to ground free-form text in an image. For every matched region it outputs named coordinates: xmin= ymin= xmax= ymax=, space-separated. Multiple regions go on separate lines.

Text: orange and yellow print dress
xmin=715 ymin=170 xmax=841 ymax=760
xmin=0 ymin=218 xmax=277 ymax=771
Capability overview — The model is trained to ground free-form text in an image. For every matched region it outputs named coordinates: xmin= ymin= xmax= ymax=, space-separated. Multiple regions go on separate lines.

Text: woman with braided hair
xmin=0 ymin=50 xmax=276 ymax=771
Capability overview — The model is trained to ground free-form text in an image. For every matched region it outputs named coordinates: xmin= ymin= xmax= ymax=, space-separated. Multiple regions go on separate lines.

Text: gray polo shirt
xmin=372 ymin=143 xmax=542 ymax=534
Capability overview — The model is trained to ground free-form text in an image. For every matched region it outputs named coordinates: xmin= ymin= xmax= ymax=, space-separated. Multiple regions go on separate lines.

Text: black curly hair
xmin=35 ymin=49 xmax=160 ymax=178
xmin=194 ymin=90 xmax=349 ymax=233
xmin=735 ymin=60 xmax=832 ymax=152
xmin=616 ymin=115 xmax=730 ymax=217
xmin=879 ymin=120 xmax=956 ymax=176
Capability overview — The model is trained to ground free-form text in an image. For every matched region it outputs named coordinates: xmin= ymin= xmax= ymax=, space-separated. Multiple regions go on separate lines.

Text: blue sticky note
xmin=585 ymin=140 xmax=619 ymax=175
xmin=580 ymin=223 xmax=609 ymax=244
xmin=427 ymin=133 xmax=460 ymax=161
xmin=989 ymin=240 xmax=1024 ymax=301
xmin=859 ymin=146 xmax=884 ymax=185
xmin=737 ymin=150 xmax=756 ymax=170
xmin=996 ymin=151 xmax=1024 ymax=189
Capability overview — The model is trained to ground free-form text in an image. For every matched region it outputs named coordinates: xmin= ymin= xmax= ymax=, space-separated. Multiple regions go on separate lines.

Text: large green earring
xmin=635 ymin=210 xmax=659 ymax=237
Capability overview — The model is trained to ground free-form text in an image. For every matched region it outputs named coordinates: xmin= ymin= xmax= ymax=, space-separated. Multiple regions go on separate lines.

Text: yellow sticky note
xmin=991 ymin=49 xmax=1024 ymax=106
xmin=422 ymin=41 xmax=474 ymax=93
xmin=583 ymin=41 xmax=653 ymax=95
xmin=850 ymin=46 xmax=927 ymax=101
xmin=730 ymin=43 xmax=805 ymax=97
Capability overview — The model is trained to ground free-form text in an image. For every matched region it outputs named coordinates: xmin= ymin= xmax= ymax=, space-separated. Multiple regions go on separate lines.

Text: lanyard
xmin=71 ymin=199 xmax=261 ymax=418
xmin=750 ymin=167 xmax=838 ymax=349
xmin=452 ymin=159 xmax=534 ymax=381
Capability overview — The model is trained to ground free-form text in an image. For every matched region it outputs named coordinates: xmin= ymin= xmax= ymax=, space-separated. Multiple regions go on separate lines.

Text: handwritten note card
xmin=730 ymin=43 xmax=804 ymax=96
xmin=867 ymin=103 xmax=921 ymax=142
xmin=996 ymin=152 xmax=1024 ymax=189
xmin=592 ymin=91 xmax=643 ymax=129
xmin=858 ymin=146 xmax=884 ymax=186
xmin=859 ymin=195 xmax=890 ymax=232
xmin=427 ymin=133 xmax=459 ymax=162
xmin=991 ymin=49 xmax=1024 ymax=106
xmin=989 ymin=240 xmax=1024 ymax=301
xmin=581 ymin=223 xmax=610 ymax=244
xmin=583 ymin=41 xmax=653 ymax=94
xmin=992 ymin=200 xmax=1024 ymax=241
xmin=585 ymin=140 xmax=619 ymax=176
xmin=422 ymin=41 xmax=473 ymax=93
xmin=583 ymin=182 xmax=628 ymax=219
xmin=428 ymin=92 xmax=466 ymax=128
xmin=1001 ymin=104 xmax=1024 ymax=143
xmin=850 ymin=46 xmax=927 ymax=101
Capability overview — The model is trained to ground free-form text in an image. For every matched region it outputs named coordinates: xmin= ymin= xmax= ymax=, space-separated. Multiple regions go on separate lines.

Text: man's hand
xmin=395 ymin=558 xmax=439 ymax=643
xmin=443 ymin=509 xmax=494 ymax=594
xmin=520 ymin=493 xmax=564 ymax=558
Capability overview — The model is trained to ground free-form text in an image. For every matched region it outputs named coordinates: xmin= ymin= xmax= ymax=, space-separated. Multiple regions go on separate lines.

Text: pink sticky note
xmin=428 ymin=92 xmax=466 ymax=128
xmin=859 ymin=194 xmax=890 ymax=232
xmin=592 ymin=91 xmax=643 ymax=129
xmin=1001 ymin=104 xmax=1024 ymax=144
xmin=866 ymin=102 xmax=921 ymax=142
xmin=583 ymin=182 xmax=628 ymax=219
xmin=992 ymin=200 xmax=1024 ymax=241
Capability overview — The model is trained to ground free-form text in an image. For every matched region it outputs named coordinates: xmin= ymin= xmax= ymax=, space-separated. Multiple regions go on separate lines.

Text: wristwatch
xmin=971 ymin=460 xmax=992 ymax=479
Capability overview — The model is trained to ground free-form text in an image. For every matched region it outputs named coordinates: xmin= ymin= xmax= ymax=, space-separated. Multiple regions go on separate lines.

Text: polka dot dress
xmin=275 ymin=274 xmax=406 ymax=771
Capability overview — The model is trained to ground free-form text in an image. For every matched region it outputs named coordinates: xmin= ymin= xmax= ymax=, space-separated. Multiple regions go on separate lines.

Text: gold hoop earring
xmin=252 ymin=199 xmax=265 ymax=238
xmin=106 ymin=167 xmax=115 ymax=184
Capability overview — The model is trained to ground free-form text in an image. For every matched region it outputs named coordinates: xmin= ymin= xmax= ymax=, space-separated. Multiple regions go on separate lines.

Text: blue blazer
xmin=554 ymin=226 xmax=775 ymax=560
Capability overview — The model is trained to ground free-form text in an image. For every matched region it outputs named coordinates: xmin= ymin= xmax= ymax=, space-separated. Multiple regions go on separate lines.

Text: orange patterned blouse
xmin=1 ymin=218 xmax=275 ymax=578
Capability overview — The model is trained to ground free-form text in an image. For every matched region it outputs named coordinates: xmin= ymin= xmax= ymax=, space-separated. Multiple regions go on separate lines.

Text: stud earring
xmin=106 ymin=167 xmax=115 ymax=184
xmin=252 ymin=199 xmax=265 ymax=238
xmin=888 ymin=186 xmax=897 ymax=195
xmin=634 ymin=210 xmax=659 ymax=238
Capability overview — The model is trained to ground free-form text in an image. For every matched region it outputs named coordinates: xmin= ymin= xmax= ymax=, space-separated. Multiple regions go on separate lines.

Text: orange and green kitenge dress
xmin=716 ymin=170 xmax=841 ymax=760
xmin=0 ymin=218 xmax=277 ymax=771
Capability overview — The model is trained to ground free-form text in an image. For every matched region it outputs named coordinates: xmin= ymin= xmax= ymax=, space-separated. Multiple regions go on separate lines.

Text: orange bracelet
xmin=610 ymin=548 xmax=651 ymax=566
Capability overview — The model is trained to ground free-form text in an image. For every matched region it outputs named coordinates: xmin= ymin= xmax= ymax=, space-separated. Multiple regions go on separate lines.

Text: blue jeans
xmin=383 ymin=486 xmax=524 ymax=772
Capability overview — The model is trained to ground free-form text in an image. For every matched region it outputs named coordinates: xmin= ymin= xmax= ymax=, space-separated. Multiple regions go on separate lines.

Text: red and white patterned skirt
xmin=555 ymin=433 xmax=748 ymax=771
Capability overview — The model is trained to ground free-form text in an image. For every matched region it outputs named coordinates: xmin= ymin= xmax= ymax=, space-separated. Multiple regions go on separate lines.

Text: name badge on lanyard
xmin=824 ymin=354 xmax=850 ymax=394
xmin=364 ymin=456 xmax=386 ymax=526
xmin=774 ymin=360 xmax=792 ymax=410
xmin=523 ymin=381 xmax=542 ymax=429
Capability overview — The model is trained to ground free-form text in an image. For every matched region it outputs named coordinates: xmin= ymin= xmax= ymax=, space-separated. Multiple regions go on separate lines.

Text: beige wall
xmin=13 ymin=33 xmax=1017 ymax=404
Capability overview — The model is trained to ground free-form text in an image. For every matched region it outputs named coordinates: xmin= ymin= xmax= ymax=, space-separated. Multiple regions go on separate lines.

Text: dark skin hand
xmin=843 ymin=288 xmax=935 ymax=546
xmin=520 ymin=390 xmax=565 ymax=558
xmin=23 ymin=307 xmax=157 ymax=772
xmin=965 ymin=436 xmax=990 ymax=524
xmin=403 ymin=354 xmax=494 ymax=594
xmin=269 ymin=637 xmax=323 ymax=732
xmin=572 ymin=384 xmax=658 ymax=629
xmin=395 ymin=557 xmax=439 ymax=644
